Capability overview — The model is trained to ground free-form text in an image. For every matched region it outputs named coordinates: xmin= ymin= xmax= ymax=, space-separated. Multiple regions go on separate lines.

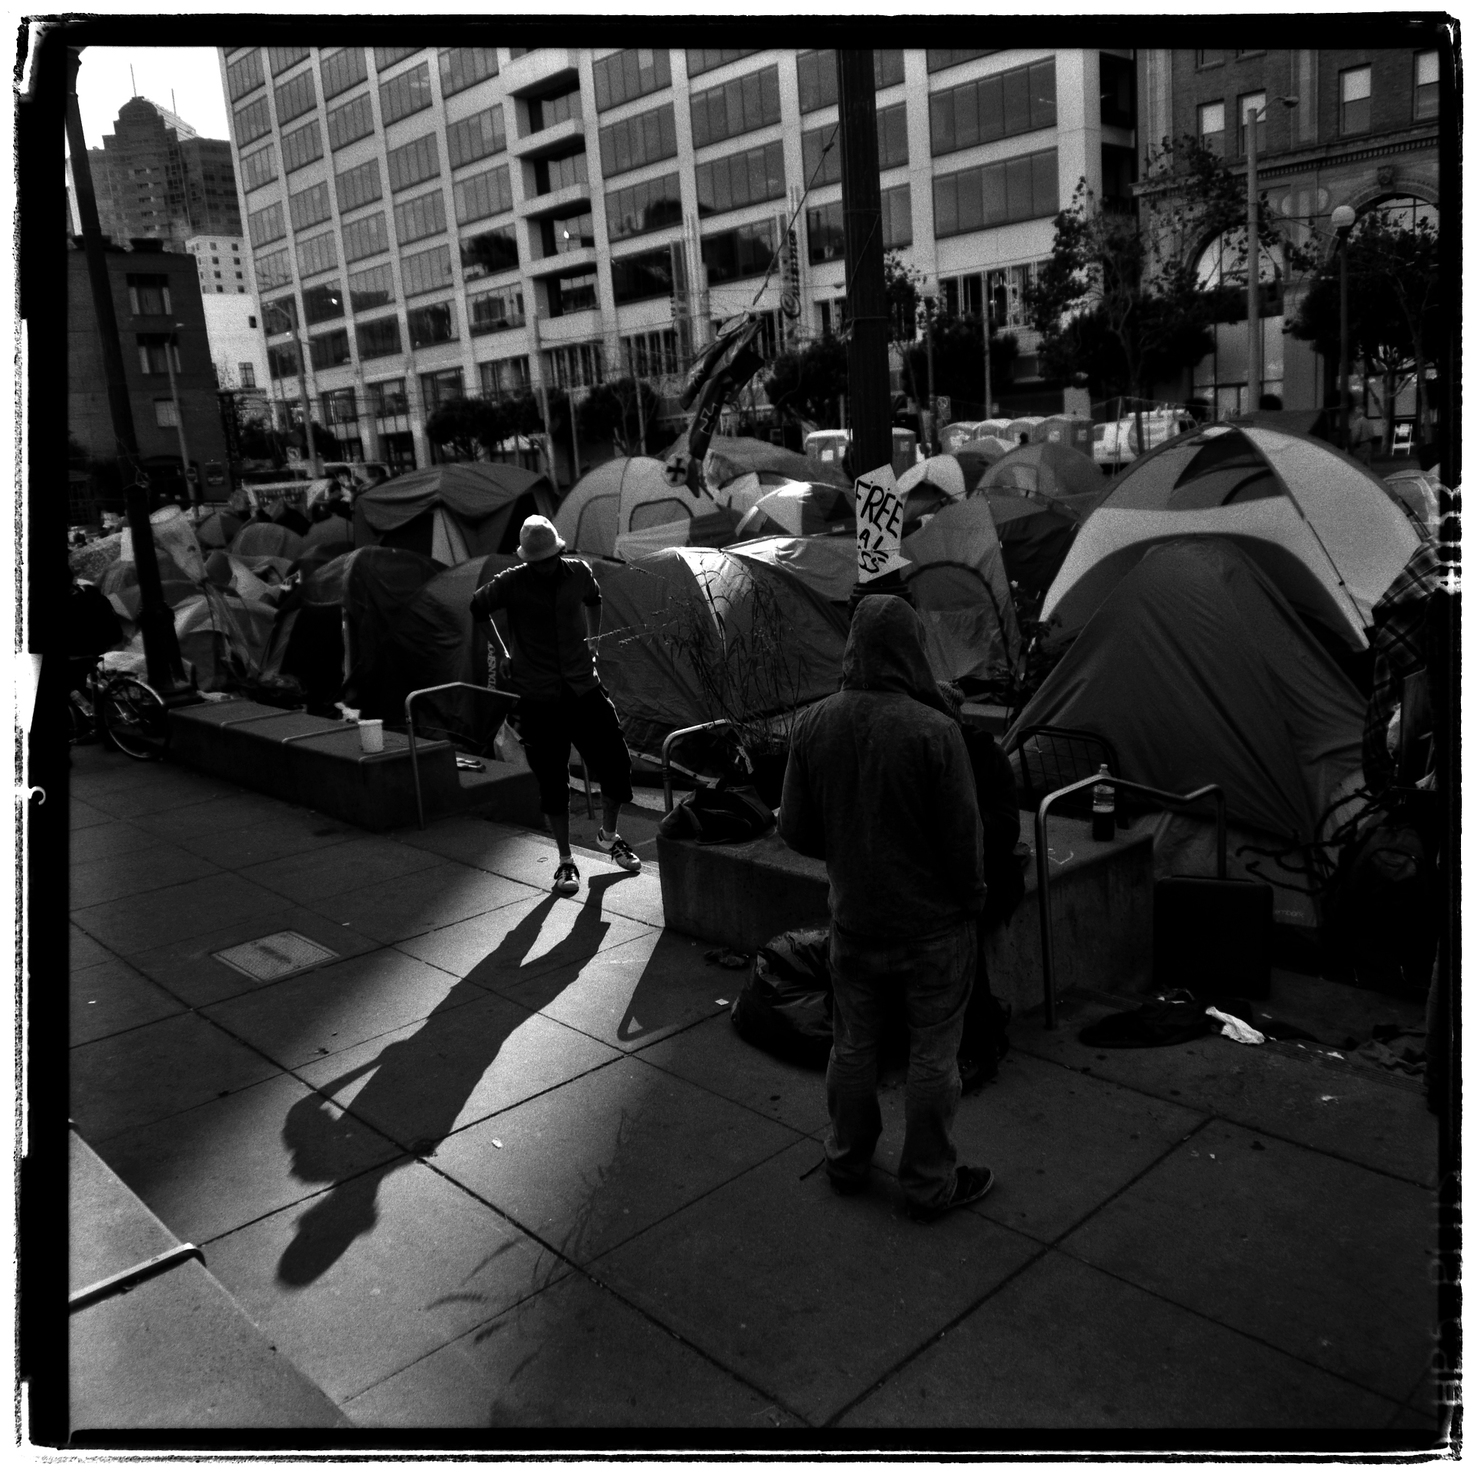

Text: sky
xmin=73 ymin=47 xmax=230 ymax=149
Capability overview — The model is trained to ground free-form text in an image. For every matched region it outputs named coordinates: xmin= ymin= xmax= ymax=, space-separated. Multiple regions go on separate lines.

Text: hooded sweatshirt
xmin=779 ymin=595 xmax=985 ymax=940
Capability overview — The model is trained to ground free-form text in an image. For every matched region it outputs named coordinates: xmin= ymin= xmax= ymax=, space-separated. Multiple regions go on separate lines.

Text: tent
xmin=195 ymin=509 xmax=243 ymax=550
xmin=353 ymin=462 xmax=556 ymax=564
xmin=981 ymin=440 xmax=1107 ymax=501
xmin=733 ymin=481 xmax=853 ymax=539
xmin=303 ymin=512 xmax=356 ymax=550
xmin=231 ymin=521 xmax=306 ymax=560
xmin=1005 ymin=539 xmax=1367 ymax=925
xmin=555 ymin=456 xmax=730 ymax=558
xmin=593 ymin=546 xmax=850 ymax=759
xmin=981 ymin=491 xmax=1081 ymax=601
xmin=668 ymin=433 xmax=852 ymax=492
xmin=1040 ymin=423 xmax=1421 ymax=651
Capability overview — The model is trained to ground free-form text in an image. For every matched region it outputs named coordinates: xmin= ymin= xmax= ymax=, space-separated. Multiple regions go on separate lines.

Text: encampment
xmin=980 ymin=491 xmax=1081 ymax=601
xmin=980 ymin=440 xmax=1107 ymax=502
xmin=1040 ymin=424 xmax=1420 ymax=650
xmin=681 ymin=433 xmax=852 ymax=491
xmin=555 ymin=456 xmax=737 ymax=559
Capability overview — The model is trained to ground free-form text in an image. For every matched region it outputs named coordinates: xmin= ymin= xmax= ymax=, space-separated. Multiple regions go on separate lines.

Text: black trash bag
xmin=730 ymin=926 xmax=833 ymax=1068
xmin=658 ymin=782 xmax=775 ymax=845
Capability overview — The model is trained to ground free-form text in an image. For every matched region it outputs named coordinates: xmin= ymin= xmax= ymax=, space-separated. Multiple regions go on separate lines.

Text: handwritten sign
xmin=854 ymin=463 xmax=911 ymax=584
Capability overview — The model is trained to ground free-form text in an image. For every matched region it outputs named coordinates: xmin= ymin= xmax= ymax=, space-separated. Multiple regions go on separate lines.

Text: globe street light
xmin=1331 ymin=204 xmax=1357 ymax=448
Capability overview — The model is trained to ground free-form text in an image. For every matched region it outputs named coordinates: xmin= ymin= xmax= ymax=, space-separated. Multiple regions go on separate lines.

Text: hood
xmin=841 ymin=594 xmax=946 ymax=711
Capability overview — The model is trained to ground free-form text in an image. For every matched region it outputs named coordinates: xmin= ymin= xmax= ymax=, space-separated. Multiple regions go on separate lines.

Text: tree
xmin=762 ymin=336 xmax=849 ymax=428
xmin=1286 ymin=207 xmax=1442 ymax=452
xmin=905 ymin=311 xmax=1018 ymax=426
xmin=577 ymin=376 xmax=663 ymax=455
xmin=237 ymin=416 xmax=289 ymax=466
xmin=424 ymin=397 xmax=492 ymax=462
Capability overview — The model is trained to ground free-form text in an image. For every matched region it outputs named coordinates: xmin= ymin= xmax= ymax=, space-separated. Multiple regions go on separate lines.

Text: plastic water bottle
xmin=1091 ymin=764 xmax=1116 ymax=841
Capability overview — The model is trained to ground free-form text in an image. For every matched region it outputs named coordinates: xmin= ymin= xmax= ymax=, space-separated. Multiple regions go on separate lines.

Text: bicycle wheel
xmin=99 ymin=675 xmax=169 ymax=760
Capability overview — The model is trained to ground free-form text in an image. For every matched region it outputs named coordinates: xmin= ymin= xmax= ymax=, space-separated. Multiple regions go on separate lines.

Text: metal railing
xmin=661 ymin=719 xmax=739 ymax=814
xmin=404 ymin=682 xmax=519 ymax=829
xmin=1035 ymin=776 xmax=1226 ymax=1030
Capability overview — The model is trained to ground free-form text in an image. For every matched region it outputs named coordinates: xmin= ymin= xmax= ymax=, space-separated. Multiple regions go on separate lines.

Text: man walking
xmin=779 ymin=594 xmax=992 ymax=1222
xmin=471 ymin=515 xmax=641 ymax=896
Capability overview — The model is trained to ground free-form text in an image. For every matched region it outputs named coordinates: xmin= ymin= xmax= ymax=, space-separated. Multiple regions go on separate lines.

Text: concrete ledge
xmin=657 ymin=812 xmax=1154 ymax=1017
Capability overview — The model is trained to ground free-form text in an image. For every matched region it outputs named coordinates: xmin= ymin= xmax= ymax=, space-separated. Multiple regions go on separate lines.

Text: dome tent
xmin=981 ymin=491 xmax=1081 ymax=602
xmin=980 ymin=439 xmax=1107 ymax=502
xmin=555 ymin=456 xmax=736 ymax=559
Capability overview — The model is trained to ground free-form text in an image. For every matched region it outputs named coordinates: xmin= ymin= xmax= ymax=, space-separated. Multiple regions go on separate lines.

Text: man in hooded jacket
xmin=779 ymin=595 xmax=993 ymax=1221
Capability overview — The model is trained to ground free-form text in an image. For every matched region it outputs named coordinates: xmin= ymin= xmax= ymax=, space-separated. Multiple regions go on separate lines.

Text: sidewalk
xmin=66 ymin=742 xmax=1441 ymax=1439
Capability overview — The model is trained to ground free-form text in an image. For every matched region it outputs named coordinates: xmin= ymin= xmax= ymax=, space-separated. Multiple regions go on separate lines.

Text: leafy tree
xmin=424 ymin=398 xmax=490 ymax=461
xmin=1286 ymin=206 xmax=1442 ymax=452
xmin=237 ymin=416 xmax=289 ymax=466
xmin=762 ymin=336 xmax=850 ymax=427
xmin=577 ymin=376 xmax=663 ymax=455
xmin=905 ymin=311 xmax=1018 ymax=426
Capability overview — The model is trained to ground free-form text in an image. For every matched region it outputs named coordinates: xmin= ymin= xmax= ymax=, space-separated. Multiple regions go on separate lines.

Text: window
xmin=541 ymin=210 xmax=593 ymax=256
xmin=274 ymin=68 xmax=317 ymax=127
xmin=882 ymin=182 xmax=912 ymax=248
xmin=532 ymin=151 xmax=588 ymax=196
xmin=394 ymin=189 xmax=447 ymax=246
xmin=321 ymin=48 xmax=369 ymax=100
xmin=926 ymin=49 xmax=995 ymax=73
xmin=806 ymin=200 xmax=844 ymax=264
xmin=1237 ymin=92 xmax=1266 ymax=155
xmin=255 ymin=247 xmax=292 ymax=289
xmin=282 ymin=119 xmax=324 ymax=174
xmin=387 ymin=132 xmax=440 ymax=192
xmin=289 ymin=180 xmax=332 ymax=233
xmin=374 ymin=47 xmax=420 ymax=71
xmin=447 ymin=105 xmax=506 ymax=169
xmin=694 ymin=141 xmax=785 ymax=215
xmin=932 ymin=147 xmax=1059 ymax=237
xmin=1100 ymin=52 xmax=1135 ymax=127
xmin=357 ymin=317 xmax=403 ymax=360
xmin=605 ymin=171 xmax=682 ymax=240
xmin=421 ymin=367 xmax=465 ymax=413
xmin=263 ymin=296 xmax=298 ymax=335
xmin=248 ymin=201 xmax=286 ymax=249
xmin=479 ymin=355 xmax=530 ymax=399
xmin=687 ymin=48 xmax=759 ymax=78
xmin=336 ymin=158 xmax=382 ymax=214
xmin=690 ymin=65 xmax=781 ymax=148
xmin=1414 ymin=50 xmax=1439 ymax=119
xmin=467 ymin=285 xmax=525 ymax=334
xmin=1199 ymin=100 xmax=1226 ymax=155
xmin=240 ymin=143 xmax=277 ymax=192
xmin=543 ymin=341 xmax=605 ymax=388
xmin=592 ymin=47 xmax=670 ymax=112
xmin=302 ymin=281 xmax=344 ymax=324
xmin=342 ymin=211 xmax=389 ymax=262
xmin=548 ymin=270 xmax=598 ymax=317
xmin=984 ymin=260 xmax=1050 ymax=328
xmin=321 ymin=387 xmax=359 ymax=425
xmin=526 ymin=86 xmax=580 ymax=135
xmin=309 ymin=328 xmax=351 ymax=370
xmin=802 ymin=124 xmax=842 ymax=187
xmin=379 ymin=61 xmax=433 ymax=126
xmin=611 ymin=245 xmax=673 ymax=305
xmin=701 ymin=218 xmax=775 ymax=284
xmin=226 ymin=49 xmax=264 ymax=102
xmin=620 ymin=329 xmax=679 ymax=379
xmin=439 ymin=47 xmax=498 ymax=96
xmin=402 ymin=243 xmax=453 ymax=296
xmin=348 ymin=261 xmax=396 ymax=312
xmin=126 ymin=275 xmax=171 ymax=315
xmin=153 ymin=397 xmax=179 ymax=430
xmin=233 ymin=95 xmax=273 ymax=147
xmin=598 ymin=102 xmax=677 ymax=177
xmin=267 ymin=342 xmax=300 ymax=378
xmin=238 ymin=362 xmax=257 ymax=388
xmin=267 ymin=46 xmax=310 ymax=76
xmin=297 ymin=231 xmax=338 ymax=279
xmin=327 ymin=91 xmax=375 ymax=151
xmin=135 ymin=336 xmax=181 ymax=375
xmin=795 ymin=49 xmax=907 ymax=114
xmin=877 ymin=101 xmax=908 ymax=169
xmin=407 ymin=302 xmax=456 ymax=347
xmin=1194 ymin=49 xmax=1220 ymax=69
xmin=1340 ymin=66 xmax=1371 ymax=135
xmin=453 ymin=163 xmax=514 ymax=225
xmin=929 ymin=59 xmax=1056 ymax=157
xmin=369 ymin=378 xmax=408 ymax=416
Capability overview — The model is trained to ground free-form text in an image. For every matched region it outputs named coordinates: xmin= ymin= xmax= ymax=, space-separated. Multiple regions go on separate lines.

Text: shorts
xmin=515 ymin=685 xmax=634 ymax=815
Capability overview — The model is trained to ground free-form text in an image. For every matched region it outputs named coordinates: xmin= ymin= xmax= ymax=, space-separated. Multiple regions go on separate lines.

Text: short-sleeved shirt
xmin=470 ymin=557 xmax=602 ymax=700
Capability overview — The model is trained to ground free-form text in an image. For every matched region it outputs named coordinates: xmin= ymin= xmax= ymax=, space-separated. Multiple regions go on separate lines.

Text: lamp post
xmin=164 ymin=325 xmax=197 ymax=517
xmin=1245 ymin=103 xmax=1262 ymax=415
xmin=1331 ymin=204 xmax=1357 ymax=450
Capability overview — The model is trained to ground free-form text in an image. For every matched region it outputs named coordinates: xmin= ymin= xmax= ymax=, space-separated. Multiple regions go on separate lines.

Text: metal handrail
xmin=1035 ymin=776 xmax=1226 ymax=1030
xmin=661 ymin=719 xmax=740 ymax=814
xmin=405 ymin=682 xmax=518 ymax=829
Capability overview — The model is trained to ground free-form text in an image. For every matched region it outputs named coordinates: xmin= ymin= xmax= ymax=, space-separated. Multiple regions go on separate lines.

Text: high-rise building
xmin=220 ymin=44 xmax=1134 ymax=474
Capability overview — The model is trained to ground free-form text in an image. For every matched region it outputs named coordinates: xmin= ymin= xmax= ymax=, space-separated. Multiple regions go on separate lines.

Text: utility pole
xmin=65 ymin=49 xmax=190 ymax=696
xmin=626 ymin=340 xmax=647 ymax=454
xmin=1246 ymin=103 xmax=1262 ymax=415
xmin=924 ymin=298 xmax=937 ymax=454
xmin=983 ymin=297 xmax=994 ymax=425
xmin=1331 ymin=205 xmax=1356 ymax=451
xmin=569 ymin=384 xmax=582 ymax=482
xmin=164 ymin=327 xmax=197 ymax=516
xmin=293 ymin=323 xmax=321 ymax=476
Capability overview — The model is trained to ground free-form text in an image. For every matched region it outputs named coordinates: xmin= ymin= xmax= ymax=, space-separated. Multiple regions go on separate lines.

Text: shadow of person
xmin=276 ymin=875 xmax=621 ymax=1288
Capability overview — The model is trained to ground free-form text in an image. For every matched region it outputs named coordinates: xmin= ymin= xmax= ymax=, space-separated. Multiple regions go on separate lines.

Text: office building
xmin=220 ymin=44 xmax=1134 ymax=473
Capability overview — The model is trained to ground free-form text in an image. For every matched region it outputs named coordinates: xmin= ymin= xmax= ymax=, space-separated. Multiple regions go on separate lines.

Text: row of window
xmin=806 ymin=185 xmax=913 ymax=261
xmin=801 ymin=102 xmax=908 ymax=185
xmin=929 ymin=59 xmax=1057 ymax=156
xmin=689 ymin=64 xmax=782 ymax=149
xmin=795 ymin=49 xmax=906 ymax=113
xmin=598 ymin=102 xmax=677 ymax=179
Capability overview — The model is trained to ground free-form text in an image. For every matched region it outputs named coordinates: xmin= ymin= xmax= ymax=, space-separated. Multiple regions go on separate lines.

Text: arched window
xmin=1194 ymin=230 xmax=1283 ymax=290
xmin=1360 ymin=194 xmax=1438 ymax=233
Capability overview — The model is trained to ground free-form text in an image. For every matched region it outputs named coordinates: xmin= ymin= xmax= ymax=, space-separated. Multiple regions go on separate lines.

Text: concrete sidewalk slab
xmin=1060 ymin=1118 xmax=1436 ymax=1403
xmin=73 ymin=769 xmax=243 ymax=820
xmin=70 ymin=797 xmax=115 ymax=830
xmin=236 ymin=835 xmax=447 ymax=905
xmin=72 ymin=872 xmax=295 ymax=957
xmin=132 ymin=792 xmax=337 ymax=849
xmin=71 ymin=923 xmax=114 ymax=970
xmin=296 ymin=991 xmax=621 ymax=1152
xmin=70 ymin=1131 xmax=181 ymax=1292
xmin=343 ymin=1273 xmax=797 ymax=1429
xmin=591 ymin=1136 xmax=1042 ymax=1426
xmin=203 ymin=1159 xmax=572 ymax=1406
xmin=71 ymin=1011 xmax=283 ymax=1143
xmin=430 ymin=1055 xmax=803 ymax=1265
xmin=67 ymin=817 xmax=171 ymax=861
xmin=843 ymin=1249 xmax=1398 ymax=1429
xmin=69 ymin=839 xmax=226 ymax=910
xmin=92 ymin=1072 xmax=405 ymax=1247
xmin=71 ymin=956 xmax=189 ymax=1047
xmin=173 ymin=814 xmax=359 ymax=872
xmin=312 ymin=860 xmax=539 ymax=945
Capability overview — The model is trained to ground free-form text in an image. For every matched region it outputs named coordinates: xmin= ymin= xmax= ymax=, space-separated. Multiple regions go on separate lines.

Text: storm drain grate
xmin=213 ymin=931 xmax=339 ymax=983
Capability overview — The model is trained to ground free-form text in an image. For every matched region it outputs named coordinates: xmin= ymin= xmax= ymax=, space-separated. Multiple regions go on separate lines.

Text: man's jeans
xmin=824 ymin=918 xmax=976 ymax=1212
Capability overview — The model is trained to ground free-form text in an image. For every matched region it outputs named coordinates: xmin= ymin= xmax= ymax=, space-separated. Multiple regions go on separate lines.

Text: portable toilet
xmin=805 ymin=429 xmax=851 ymax=470
xmin=939 ymin=422 xmax=978 ymax=453
xmin=973 ymin=418 xmax=1014 ymax=441
xmin=1006 ymin=415 xmax=1045 ymax=444
xmin=1032 ymin=416 xmax=1095 ymax=457
xmin=892 ymin=426 xmax=919 ymax=476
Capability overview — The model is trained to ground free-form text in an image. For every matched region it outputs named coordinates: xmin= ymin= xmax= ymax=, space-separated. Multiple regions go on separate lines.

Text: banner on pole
xmin=854 ymin=463 xmax=911 ymax=584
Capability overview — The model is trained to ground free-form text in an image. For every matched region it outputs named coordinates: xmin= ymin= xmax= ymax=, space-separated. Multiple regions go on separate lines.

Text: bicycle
xmin=68 ymin=657 xmax=170 ymax=761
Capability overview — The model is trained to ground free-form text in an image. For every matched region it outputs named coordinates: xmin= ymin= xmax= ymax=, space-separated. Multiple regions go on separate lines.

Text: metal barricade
xmin=1035 ymin=776 xmax=1226 ymax=1030
xmin=660 ymin=720 xmax=740 ymax=815
xmin=404 ymin=682 xmax=519 ymax=830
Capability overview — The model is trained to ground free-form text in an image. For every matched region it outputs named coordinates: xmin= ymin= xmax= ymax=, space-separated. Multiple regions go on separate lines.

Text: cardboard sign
xmin=854 ymin=463 xmax=911 ymax=583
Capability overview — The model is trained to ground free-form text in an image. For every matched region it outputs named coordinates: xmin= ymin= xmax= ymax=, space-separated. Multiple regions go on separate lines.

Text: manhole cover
xmin=212 ymin=931 xmax=338 ymax=983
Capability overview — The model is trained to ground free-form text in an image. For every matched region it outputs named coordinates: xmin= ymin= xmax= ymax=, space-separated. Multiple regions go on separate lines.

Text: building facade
xmin=219 ymin=44 xmax=1135 ymax=472
xmin=184 ymin=231 xmax=252 ymax=297
xmin=1140 ymin=46 xmax=1441 ymax=419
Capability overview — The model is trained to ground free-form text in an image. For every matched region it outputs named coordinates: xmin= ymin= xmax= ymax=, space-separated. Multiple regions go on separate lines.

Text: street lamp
xmin=1331 ymin=203 xmax=1357 ymax=450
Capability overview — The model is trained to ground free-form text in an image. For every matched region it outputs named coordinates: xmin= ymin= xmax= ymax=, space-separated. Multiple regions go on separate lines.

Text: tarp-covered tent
xmin=981 ymin=491 xmax=1081 ymax=601
xmin=981 ymin=440 xmax=1107 ymax=501
xmin=611 ymin=507 xmax=742 ymax=562
xmin=231 ymin=521 xmax=306 ymax=560
xmin=353 ymin=462 xmax=556 ymax=564
xmin=664 ymin=433 xmax=852 ymax=492
xmin=593 ymin=547 xmax=850 ymax=759
xmin=1040 ymin=424 xmax=1421 ymax=650
xmin=195 ymin=509 xmax=243 ymax=550
xmin=556 ymin=456 xmax=732 ymax=558
xmin=733 ymin=481 xmax=853 ymax=539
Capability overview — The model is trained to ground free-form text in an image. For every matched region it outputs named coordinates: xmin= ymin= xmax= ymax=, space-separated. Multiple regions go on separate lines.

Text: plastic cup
xmin=358 ymin=719 xmax=384 ymax=753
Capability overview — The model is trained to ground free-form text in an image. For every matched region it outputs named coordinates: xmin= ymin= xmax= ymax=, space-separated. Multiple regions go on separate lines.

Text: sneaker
xmin=552 ymin=859 xmax=580 ymax=896
xmin=598 ymin=828 xmax=642 ymax=873
xmin=908 ymin=1165 xmax=995 ymax=1224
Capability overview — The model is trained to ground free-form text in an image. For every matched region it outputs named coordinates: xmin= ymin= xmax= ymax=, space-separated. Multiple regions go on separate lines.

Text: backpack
xmin=657 ymin=781 xmax=775 ymax=845
xmin=730 ymin=927 xmax=833 ymax=1068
